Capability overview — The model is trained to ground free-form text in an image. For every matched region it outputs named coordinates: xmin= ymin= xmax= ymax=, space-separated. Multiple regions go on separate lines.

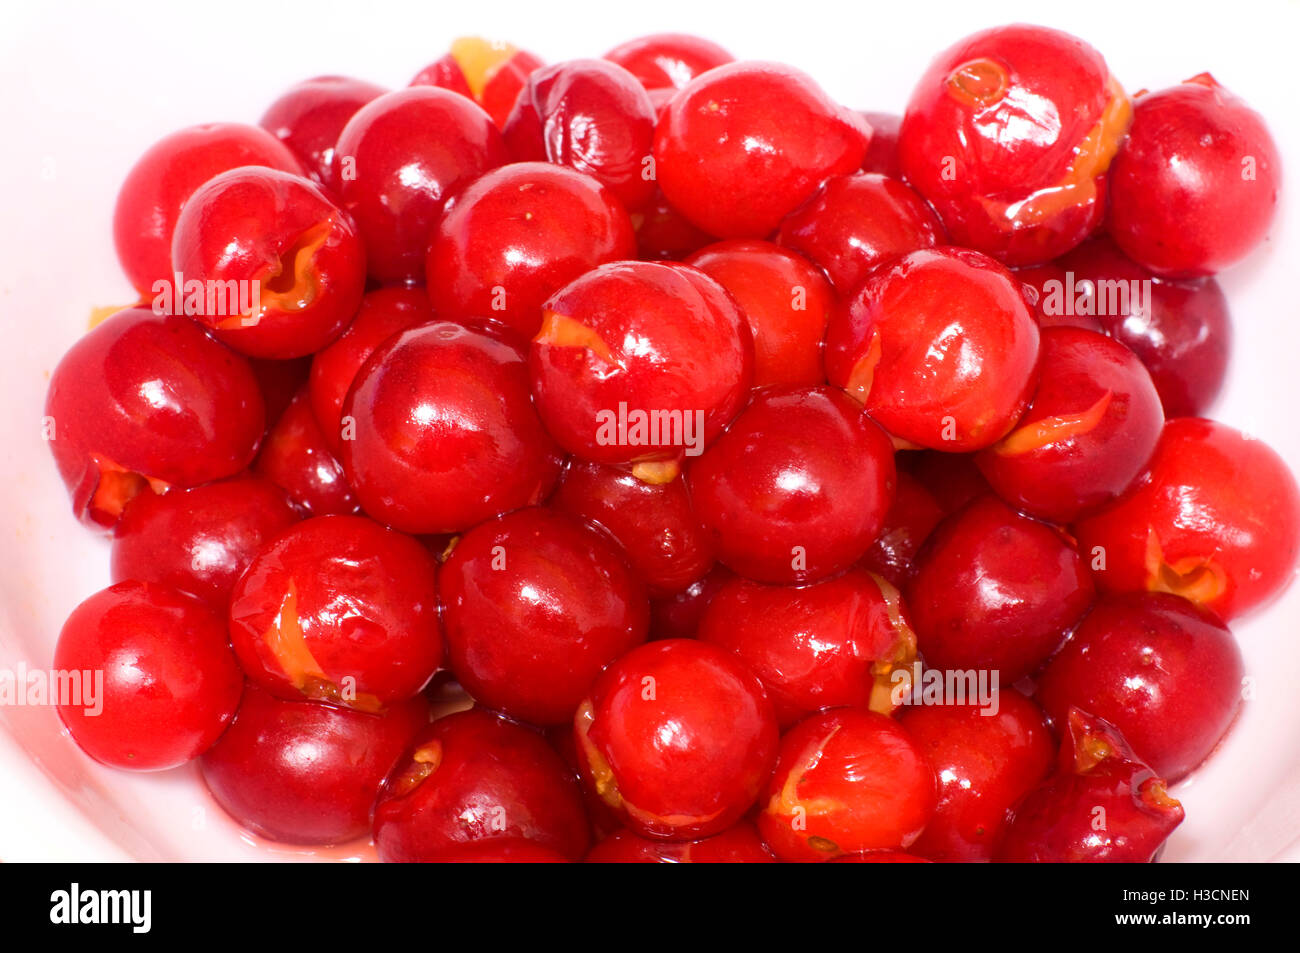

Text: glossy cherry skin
xmin=648 ymin=565 xmax=734 ymax=640
xmin=439 ymin=507 xmax=650 ymax=726
xmin=996 ymin=709 xmax=1184 ymax=862
xmin=858 ymin=470 xmax=946 ymax=589
xmin=906 ymin=495 xmax=1095 ymax=684
xmin=200 ymin=684 xmax=430 ymax=845
xmin=112 ymin=123 xmax=304 ymax=294
xmin=975 ymin=328 xmax=1165 ymax=524
xmin=1037 ymin=593 xmax=1244 ymax=782
xmin=900 ymin=690 xmax=1055 ymax=862
xmin=426 ymin=162 xmax=636 ymax=339
xmin=574 ymin=639 xmax=778 ymax=840
xmin=632 ymin=188 xmax=717 ymax=261
xmin=685 ymin=239 xmax=835 ymax=388
xmin=688 ymin=386 xmax=896 ymax=584
xmin=307 ymin=287 xmax=432 ymax=456
xmin=503 ymin=60 xmax=657 ymax=212
xmin=228 ymin=515 xmax=442 ymax=711
xmin=758 ymin=707 xmax=936 ymax=862
xmin=586 ymin=822 xmax=775 ymax=863
xmin=1108 ymin=74 xmax=1281 ymax=278
xmin=260 ymin=75 xmax=387 ymax=188
xmin=333 ymin=87 xmax=508 ymax=283
xmin=45 ymin=308 xmax=265 ymax=529
xmin=698 ymin=569 xmax=917 ymax=727
xmin=826 ymin=247 xmax=1040 ymax=451
xmin=775 ymin=172 xmax=945 ymax=295
xmin=343 ymin=320 xmax=563 ymax=534
xmin=551 ymin=460 xmax=714 ymax=596
xmin=374 ymin=708 xmax=590 ymax=862
xmin=111 ymin=475 xmax=298 ymax=608
xmin=1057 ymin=237 xmax=1232 ymax=418
xmin=654 ymin=61 xmax=871 ymax=238
xmin=410 ymin=37 xmax=544 ymax=130
xmin=603 ymin=33 xmax=733 ymax=91
xmin=1073 ymin=418 xmax=1300 ymax=621
xmin=529 ymin=261 xmax=752 ymax=473
xmin=171 ymin=167 xmax=366 ymax=359
xmin=897 ymin=24 xmax=1131 ymax=265
xmin=858 ymin=111 xmax=901 ymax=177
xmin=254 ymin=388 xmax=360 ymax=517
xmin=53 ymin=581 xmax=244 ymax=770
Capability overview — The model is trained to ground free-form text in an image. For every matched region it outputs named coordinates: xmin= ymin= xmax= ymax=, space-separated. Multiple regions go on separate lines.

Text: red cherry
xmin=439 ymin=507 xmax=649 ymax=726
xmin=228 ymin=515 xmax=442 ymax=711
xmin=603 ymin=33 xmax=734 ymax=91
xmin=333 ymin=87 xmax=508 ymax=283
xmin=45 ymin=308 xmax=265 ymax=529
xmin=112 ymin=123 xmax=303 ymax=294
xmin=259 ymin=75 xmax=387 ymax=188
xmin=426 ymin=162 xmax=637 ymax=339
xmin=573 ymin=639 xmax=778 ymax=840
xmin=410 ymin=37 xmax=545 ymax=129
xmin=900 ymin=690 xmax=1055 ymax=861
xmin=858 ymin=111 xmax=901 ymax=177
xmin=687 ymin=385 xmax=896 ymax=584
xmin=111 ymin=475 xmax=299 ymax=608
xmin=374 ymin=708 xmax=590 ymax=862
xmin=1073 ymin=418 xmax=1300 ymax=620
xmin=858 ymin=470 xmax=945 ymax=588
xmin=254 ymin=388 xmax=360 ymax=517
xmin=758 ymin=707 xmax=936 ymax=861
xmin=654 ymin=61 xmax=871 ymax=237
xmin=1108 ymin=74 xmax=1281 ymax=277
xmin=342 ymin=320 xmax=563 ymax=534
xmin=54 ymin=581 xmax=244 ymax=770
xmin=200 ymin=684 xmax=430 ymax=845
xmin=648 ymin=565 xmax=735 ymax=641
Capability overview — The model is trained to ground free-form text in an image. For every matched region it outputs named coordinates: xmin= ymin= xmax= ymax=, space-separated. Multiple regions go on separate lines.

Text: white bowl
xmin=2 ymin=0 xmax=1297 ymax=861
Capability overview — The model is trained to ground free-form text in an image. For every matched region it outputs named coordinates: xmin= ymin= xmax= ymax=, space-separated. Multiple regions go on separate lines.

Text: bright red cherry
xmin=333 ymin=87 xmax=508 ymax=283
xmin=758 ymin=707 xmax=936 ymax=861
xmin=112 ymin=123 xmax=303 ymax=294
xmin=698 ymin=569 xmax=918 ymax=726
xmin=1037 ymin=593 xmax=1244 ymax=782
xmin=1073 ymin=418 xmax=1300 ymax=620
xmin=685 ymin=239 xmax=835 ymax=388
xmin=342 ymin=320 xmax=562 ymax=534
xmin=1056 ymin=237 xmax=1232 ymax=418
xmin=171 ymin=167 xmax=365 ymax=359
xmin=975 ymin=327 xmax=1165 ymax=524
xmin=529 ymin=261 xmax=752 ymax=477
xmin=259 ymin=75 xmax=387 ymax=188
xmin=111 ymin=475 xmax=299 ymax=608
xmin=550 ymin=460 xmax=714 ymax=595
xmin=574 ymin=639 xmax=778 ymax=840
xmin=825 ymin=247 xmax=1040 ymax=451
xmin=307 ymin=287 xmax=432 ymax=456
xmin=503 ymin=60 xmax=658 ymax=212
xmin=1108 ymin=74 xmax=1281 ymax=277
xmin=426 ymin=162 xmax=636 ymax=339
xmin=775 ymin=172 xmax=944 ymax=295
xmin=585 ymin=823 xmax=775 ymax=863
xmin=228 ymin=515 xmax=442 ymax=711
xmin=897 ymin=24 xmax=1131 ymax=264
xmin=374 ymin=708 xmax=590 ymax=862
xmin=254 ymin=388 xmax=360 ymax=517
xmin=654 ymin=61 xmax=871 ymax=238
xmin=45 ymin=308 xmax=265 ymax=528
xmin=54 ymin=581 xmax=244 ymax=770
xmin=900 ymin=690 xmax=1055 ymax=861
xmin=687 ymin=385 xmax=896 ymax=584
xmin=410 ymin=37 xmax=545 ymax=129
xmin=439 ymin=507 xmax=649 ymax=726
xmin=603 ymin=34 xmax=734 ymax=91
xmin=906 ymin=495 xmax=1095 ymax=683
xmin=997 ymin=709 xmax=1184 ymax=862
xmin=200 ymin=684 xmax=430 ymax=845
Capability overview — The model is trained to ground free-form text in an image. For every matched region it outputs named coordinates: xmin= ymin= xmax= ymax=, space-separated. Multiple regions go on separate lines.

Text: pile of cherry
xmin=45 ymin=25 xmax=1297 ymax=863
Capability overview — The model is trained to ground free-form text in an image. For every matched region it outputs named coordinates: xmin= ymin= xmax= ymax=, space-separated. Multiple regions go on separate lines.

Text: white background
xmin=1 ymin=0 xmax=1298 ymax=861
